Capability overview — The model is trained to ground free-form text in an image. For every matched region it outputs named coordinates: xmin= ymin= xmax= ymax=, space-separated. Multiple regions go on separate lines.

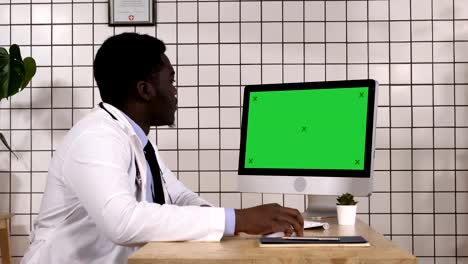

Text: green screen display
xmin=244 ymin=87 xmax=369 ymax=170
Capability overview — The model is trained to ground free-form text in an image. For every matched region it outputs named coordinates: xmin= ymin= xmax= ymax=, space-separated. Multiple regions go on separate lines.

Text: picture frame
xmin=109 ymin=0 xmax=154 ymax=26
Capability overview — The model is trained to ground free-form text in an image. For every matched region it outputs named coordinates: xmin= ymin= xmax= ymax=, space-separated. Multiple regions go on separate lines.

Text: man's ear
xmin=136 ymin=80 xmax=156 ymax=101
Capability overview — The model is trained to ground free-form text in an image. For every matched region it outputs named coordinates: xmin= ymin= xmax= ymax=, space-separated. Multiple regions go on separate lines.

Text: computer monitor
xmin=238 ymin=79 xmax=378 ymax=218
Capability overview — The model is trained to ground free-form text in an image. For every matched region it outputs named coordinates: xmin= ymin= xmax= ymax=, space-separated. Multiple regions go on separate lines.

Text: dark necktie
xmin=144 ymin=142 xmax=166 ymax=204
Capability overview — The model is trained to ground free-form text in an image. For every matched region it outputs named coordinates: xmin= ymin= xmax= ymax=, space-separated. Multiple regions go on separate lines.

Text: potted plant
xmin=336 ymin=193 xmax=358 ymax=225
xmin=0 ymin=44 xmax=36 ymax=158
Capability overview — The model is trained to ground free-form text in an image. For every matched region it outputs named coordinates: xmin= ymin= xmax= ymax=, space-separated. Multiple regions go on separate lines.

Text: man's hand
xmin=234 ymin=203 xmax=304 ymax=237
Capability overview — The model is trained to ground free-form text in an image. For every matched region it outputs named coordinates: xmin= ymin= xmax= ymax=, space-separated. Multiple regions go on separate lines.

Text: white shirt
xmin=21 ymin=103 xmax=225 ymax=264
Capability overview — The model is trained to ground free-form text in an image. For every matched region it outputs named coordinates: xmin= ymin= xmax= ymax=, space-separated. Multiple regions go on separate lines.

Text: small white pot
xmin=337 ymin=205 xmax=357 ymax=225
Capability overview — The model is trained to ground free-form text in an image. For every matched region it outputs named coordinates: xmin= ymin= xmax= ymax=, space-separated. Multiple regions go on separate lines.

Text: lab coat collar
xmin=98 ymin=103 xmax=142 ymax=147
xmin=121 ymin=112 xmax=149 ymax=149
xmin=98 ymin=102 xmax=149 ymax=201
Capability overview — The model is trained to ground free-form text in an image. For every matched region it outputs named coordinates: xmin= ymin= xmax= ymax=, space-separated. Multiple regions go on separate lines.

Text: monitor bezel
xmin=238 ymin=79 xmax=377 ymax=178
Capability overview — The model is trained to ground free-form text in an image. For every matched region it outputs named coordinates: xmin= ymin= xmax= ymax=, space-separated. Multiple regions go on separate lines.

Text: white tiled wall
xmin=0 ymin=0 xmax=467 ymax=263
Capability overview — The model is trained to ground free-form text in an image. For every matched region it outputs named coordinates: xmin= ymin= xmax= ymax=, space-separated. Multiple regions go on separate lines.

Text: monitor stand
xmin=302 ymin=195 xmax=337 ymax=219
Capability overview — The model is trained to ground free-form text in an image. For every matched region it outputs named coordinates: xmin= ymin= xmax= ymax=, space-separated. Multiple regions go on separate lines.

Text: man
xmin=21 ymin=33 xmax=303 ymax=263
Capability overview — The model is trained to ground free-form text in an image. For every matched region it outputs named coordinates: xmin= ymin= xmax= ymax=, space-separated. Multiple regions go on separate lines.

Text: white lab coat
xmin=21 ymin=103 xmax=225 ymax=264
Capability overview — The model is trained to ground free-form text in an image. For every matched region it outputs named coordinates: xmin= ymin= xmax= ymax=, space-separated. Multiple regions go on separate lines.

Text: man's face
xmin=148 ymin=54 xmax=177 ymax=127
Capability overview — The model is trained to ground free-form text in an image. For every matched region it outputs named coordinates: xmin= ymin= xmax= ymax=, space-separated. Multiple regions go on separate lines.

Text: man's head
xmin=94 ymin=33 xmax=177 ymax=127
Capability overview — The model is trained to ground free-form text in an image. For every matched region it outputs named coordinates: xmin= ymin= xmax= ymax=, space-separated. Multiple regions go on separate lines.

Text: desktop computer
xmin=237 ymin=79 xmax=378 ymax=218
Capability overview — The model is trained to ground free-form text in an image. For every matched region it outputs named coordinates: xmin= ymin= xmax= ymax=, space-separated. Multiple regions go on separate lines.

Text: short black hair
xmin=94 ymin=33 xmax=166 ymax=107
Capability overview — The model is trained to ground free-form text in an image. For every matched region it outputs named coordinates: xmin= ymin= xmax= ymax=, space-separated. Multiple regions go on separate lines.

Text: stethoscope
xmin=98 ymin=102 xmax=173 ymax=204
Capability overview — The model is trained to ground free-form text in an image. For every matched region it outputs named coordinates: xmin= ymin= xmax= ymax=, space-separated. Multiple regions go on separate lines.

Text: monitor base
xmin=301 ymin=195 xmax=337 ymax=220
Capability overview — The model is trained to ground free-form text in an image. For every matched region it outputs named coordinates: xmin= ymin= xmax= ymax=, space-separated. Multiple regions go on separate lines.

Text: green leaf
xmin=9 ymin=44 xmax=25 ymax=97
xmin=9 ymin=44 xmax=23 ymax=62
xmin=0 ymin=47 xmax=9 ymax=99
xmin=8 ymin=57 xmax=25 ymax=97
xmin=0 ymin=44 xmax=36 ymax=101
xmin=22 ymin=57 xmax=36 ymax=89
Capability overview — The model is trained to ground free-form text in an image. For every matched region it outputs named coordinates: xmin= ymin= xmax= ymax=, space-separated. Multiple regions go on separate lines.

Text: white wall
xmin=0 ymin=0 xmax=467 ymax=263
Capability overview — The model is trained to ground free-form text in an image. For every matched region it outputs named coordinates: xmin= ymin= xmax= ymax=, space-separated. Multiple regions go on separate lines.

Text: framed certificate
xmin=109 ymin=0 xmax=154 ymax=25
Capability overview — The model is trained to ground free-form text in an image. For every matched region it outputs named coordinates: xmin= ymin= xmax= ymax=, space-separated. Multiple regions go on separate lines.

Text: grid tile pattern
xmin=0 ymin=0 xmax=467 ymax=262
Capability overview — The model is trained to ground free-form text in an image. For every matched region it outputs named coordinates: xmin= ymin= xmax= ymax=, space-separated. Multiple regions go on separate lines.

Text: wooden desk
xmin=0 ymin=213 xmax=13 ymax=264
xmin=129 ymin=219 xmax=416 ymax=264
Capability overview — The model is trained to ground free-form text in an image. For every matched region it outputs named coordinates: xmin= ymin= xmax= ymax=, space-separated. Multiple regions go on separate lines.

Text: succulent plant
xmin=336 ymin=193 xmax=358 ymax=206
